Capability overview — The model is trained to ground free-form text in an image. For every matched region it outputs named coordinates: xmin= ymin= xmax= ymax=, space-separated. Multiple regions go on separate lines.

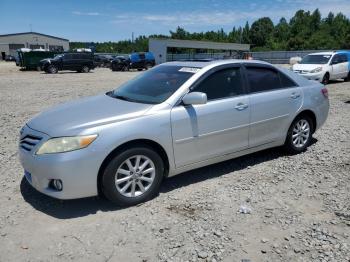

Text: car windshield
xmin=109 ymin=65 xmax=198 ymax=104
xmin=300 ymin=54 xmax=331 ymax=64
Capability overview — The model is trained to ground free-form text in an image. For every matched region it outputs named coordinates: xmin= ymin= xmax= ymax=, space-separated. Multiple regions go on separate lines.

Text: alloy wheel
xmin=292 ymin=119 xmax=310 ymax=148
xmin=115 ymin=155 xmax=156 ymax=198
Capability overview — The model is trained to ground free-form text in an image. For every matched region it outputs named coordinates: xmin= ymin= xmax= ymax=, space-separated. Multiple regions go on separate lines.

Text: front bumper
xmin=18 ymin=125 xmax=100 ymax=199
xmin=294 ymin=71 xmax=324 ymax=82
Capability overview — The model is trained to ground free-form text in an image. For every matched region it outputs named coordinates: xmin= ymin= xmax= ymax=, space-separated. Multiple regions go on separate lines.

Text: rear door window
xmin=340 ymin=54 xmax=348 ymax=63
xmin=279 ymin=72 xmax=297 ymax=88
xmin=246 ymin=66 xmax=282 ymax=93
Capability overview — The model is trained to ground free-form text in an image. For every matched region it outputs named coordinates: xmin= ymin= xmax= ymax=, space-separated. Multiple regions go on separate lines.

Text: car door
xmin=330 ymin=54 xmax=343 ymax=79
xmin=244 ymin=64 xmax=302 ymax=147
xmin=171 ymin=65 xmax=250 ymax=167
xmin=62 ymin=54 xmax=74 ymax=70
xmin=339 ymin=54 xmax=349 ymax=78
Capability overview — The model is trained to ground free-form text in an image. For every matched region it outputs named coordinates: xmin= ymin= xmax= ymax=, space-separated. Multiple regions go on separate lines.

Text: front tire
xmin=344 ymin=71 xmax=350 ymax=82
xmin=111 ymin=63 xmax=119 ymax=71
xmin=102 ymin=146 xmax=164 ymax=206
xmin=322 ymin=73 xmax=330 ymax=85
xmin=285 ymin=115 xmax=313 ymax=154
xmin=47 ymin=65 xmax=58 ymax=74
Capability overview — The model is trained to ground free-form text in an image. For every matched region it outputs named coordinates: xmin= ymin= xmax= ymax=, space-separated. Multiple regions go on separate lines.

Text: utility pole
xmin=132 ymin=32 xmax=134 ymax=43
xmin=29 ymin=24 xmax=32 ymax=32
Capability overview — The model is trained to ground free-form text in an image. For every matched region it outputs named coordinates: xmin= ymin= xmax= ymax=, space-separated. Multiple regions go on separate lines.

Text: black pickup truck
xmin=39 ymin=52 xmax=95 ymax=73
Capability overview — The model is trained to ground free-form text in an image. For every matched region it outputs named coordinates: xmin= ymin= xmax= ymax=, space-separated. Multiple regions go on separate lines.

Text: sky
xmin=1 ymin=0 xmax=350 ymax=42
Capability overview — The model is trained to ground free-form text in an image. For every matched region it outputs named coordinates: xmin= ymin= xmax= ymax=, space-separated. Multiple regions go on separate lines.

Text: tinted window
xmin=331 ymin=54 xmax=341 ymax=64
xmin=339 ymin=54 xmax=348 ymax=63
xmin=110 ymin=65 xmax=195 ymax=104
xmin=194 ymin=67 xmax=243 ymax=100
xmin=80 ymin=53 xmax=91 ymax=59
xmin=63 ymin=54 xmax=73 ymax=60
xmin=280 ymin=72 xmax=296 ymax=88
xmin=246 ymin=67 xmax=281 ymax=93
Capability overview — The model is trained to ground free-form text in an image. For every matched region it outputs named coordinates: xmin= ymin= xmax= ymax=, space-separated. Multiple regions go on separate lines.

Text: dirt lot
xmin=0 ymin=62 xmax=349 ymax=262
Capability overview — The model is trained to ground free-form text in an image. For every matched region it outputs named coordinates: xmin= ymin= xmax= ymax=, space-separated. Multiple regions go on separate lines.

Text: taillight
xmin=321 ymin=88 xmax=328 ymax=98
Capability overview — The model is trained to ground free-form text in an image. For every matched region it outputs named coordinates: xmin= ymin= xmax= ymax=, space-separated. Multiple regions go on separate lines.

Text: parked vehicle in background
xmin=19 ymin=60 xmax=329 ymax=206
xmin=111 ymin=56 xmax=130 ymax=71
xmin=5 ymin=55 xmax=16 ymax=62
xmin=293 ymin=51 xmax=350 ymax=84
xmin=94 ymin=54 xmax=112 ymax=68
xmin=110 ymin=52 xmax=155 ymax=71
xmin=39 ymin=52 xmax=95 ymax=73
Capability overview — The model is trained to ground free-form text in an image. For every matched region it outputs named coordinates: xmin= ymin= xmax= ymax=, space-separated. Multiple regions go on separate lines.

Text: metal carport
xmin=149 ymin=38 xmax=250 ymax=64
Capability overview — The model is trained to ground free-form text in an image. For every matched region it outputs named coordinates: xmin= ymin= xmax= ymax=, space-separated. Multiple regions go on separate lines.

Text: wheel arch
xmin=295 ymin=109 xmax=317 ymax=133
xmin=97 ymin=139 xmax=170 ymax=197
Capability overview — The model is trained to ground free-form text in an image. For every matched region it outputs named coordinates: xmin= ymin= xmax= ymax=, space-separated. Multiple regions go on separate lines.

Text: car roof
xmin=162 ymin=59 xmax=271 ymax=68
xmin=308 ymin=52 xmax=334 ymax=56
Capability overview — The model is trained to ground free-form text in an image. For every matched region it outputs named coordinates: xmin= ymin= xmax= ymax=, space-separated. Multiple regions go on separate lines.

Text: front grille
xmin=20 ymin=134 xmax=42 ymax=152
xmin=294 ymin=70 xmax=310 ymax=74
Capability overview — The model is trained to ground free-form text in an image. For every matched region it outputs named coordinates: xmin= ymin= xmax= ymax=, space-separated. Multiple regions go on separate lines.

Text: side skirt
xmin=167 ymin=140 xmax=283 ymax=177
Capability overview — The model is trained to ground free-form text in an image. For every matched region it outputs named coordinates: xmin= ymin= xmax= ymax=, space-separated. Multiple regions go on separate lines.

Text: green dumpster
xmin=17 ymin=50 xmax=61 ymax=70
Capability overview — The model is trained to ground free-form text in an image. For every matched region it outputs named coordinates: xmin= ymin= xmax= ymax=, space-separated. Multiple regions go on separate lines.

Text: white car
xmin=293 ymin=52 xmax=350 ymax=84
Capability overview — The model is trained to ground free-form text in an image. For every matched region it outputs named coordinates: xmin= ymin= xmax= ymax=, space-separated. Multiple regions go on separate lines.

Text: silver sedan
xmin=19 ymin=60 xmax=329 ymax=206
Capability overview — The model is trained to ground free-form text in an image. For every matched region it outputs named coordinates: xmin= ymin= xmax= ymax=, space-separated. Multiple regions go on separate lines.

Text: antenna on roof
xmin=29 ymin=24 xmax=32 ymax=32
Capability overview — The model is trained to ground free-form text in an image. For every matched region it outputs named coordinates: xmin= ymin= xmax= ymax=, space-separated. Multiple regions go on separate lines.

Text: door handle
xmin=290 ymin=93 xmax=301 ymax=99
xmin=234 ymin=103 xmax=248 ymax=111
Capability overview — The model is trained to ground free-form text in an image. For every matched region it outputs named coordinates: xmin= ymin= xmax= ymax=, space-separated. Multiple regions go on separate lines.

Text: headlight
xmin=36 ymin=134 xmax=97 ymax=155
xmin=310 ymin=67 xmax=322 ymax=73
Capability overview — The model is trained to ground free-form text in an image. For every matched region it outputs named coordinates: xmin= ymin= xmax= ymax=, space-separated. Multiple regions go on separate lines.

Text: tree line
xmin=70 ymin=9 xmax=350 ymax=53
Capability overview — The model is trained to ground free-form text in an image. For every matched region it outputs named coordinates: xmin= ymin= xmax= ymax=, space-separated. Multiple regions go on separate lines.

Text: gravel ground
xmin=0 ymin=62 xmax=349 ymax=262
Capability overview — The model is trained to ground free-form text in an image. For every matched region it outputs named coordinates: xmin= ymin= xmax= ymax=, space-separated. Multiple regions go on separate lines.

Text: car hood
xmin=293 ymin=64 xmax=324 ymax=71
xmin=39 ymin=58 xmax=52 ymax=64
xmin=27 ymin=94 xmax=153 ymax=136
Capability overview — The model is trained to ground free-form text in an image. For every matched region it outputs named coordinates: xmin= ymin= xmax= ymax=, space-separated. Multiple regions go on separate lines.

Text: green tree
xmin=250 ymin=17 xmax=274 ymax=47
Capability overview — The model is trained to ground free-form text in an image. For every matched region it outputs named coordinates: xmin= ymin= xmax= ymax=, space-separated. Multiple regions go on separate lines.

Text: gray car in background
xmin=19 ymin=60 xmax=329 ymax=206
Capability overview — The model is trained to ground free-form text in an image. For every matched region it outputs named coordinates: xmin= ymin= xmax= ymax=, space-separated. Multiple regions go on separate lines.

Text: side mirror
xmin=182 ymin=92 xmax=207 ymax=105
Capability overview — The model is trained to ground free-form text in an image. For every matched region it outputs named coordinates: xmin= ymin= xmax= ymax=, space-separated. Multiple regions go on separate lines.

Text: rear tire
xmin=285 ymin=115 xmax=313 ymax=154
xmin=102 ymin=146 xmax=164 ymax=206
xmin=81 ymin=65 xmax=90 ymax=73
xmin=344 ymin=72 xmax=350 ymax=82
xmin=322 ymin=73 xmax=330 ymax=85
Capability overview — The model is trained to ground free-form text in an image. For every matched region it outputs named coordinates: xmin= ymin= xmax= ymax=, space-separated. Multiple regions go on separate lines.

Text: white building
xmin=0 ymin=32 xmax=69 ymax=59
